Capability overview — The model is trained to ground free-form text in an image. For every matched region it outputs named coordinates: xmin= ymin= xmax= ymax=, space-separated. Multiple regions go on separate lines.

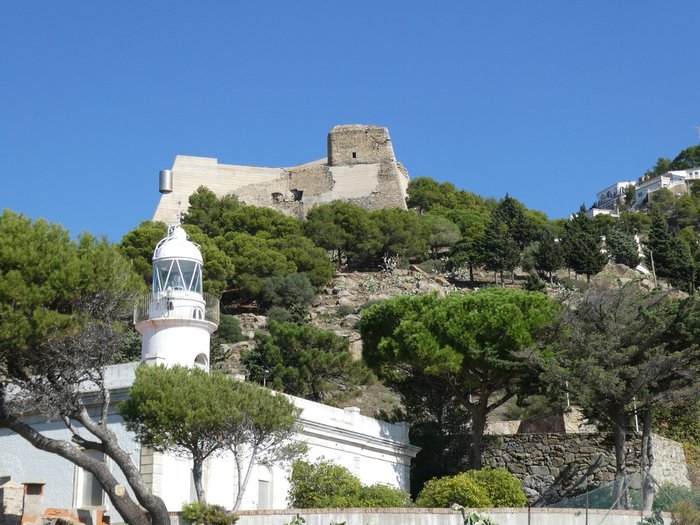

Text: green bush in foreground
xmin=288 ymin=459 xmax=410 ymax=508
xmin=416 ymin=468 xmax=526 ymax=508
xmin=182 ymin=502 xmax=238 ymax=525
xmin=468 ymin=467 xmax=527 ymax=507
xmin=654 ymin=483 xmax=700 ymax=512
xmin=416 ymin=472 xmax=491 ymax=508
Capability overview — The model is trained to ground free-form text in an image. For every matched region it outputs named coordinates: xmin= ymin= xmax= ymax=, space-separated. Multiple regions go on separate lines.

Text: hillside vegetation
xmin=115 ymin=143 xmax=700 ymax=498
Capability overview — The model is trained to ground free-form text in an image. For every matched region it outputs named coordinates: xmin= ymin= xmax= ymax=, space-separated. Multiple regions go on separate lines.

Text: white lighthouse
xmin=134 ymin=224 xmax=219 ymax=369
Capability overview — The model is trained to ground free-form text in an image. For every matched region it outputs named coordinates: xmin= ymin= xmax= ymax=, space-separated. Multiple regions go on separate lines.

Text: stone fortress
xmin=153 ymin=125 xmax=410 ymax=223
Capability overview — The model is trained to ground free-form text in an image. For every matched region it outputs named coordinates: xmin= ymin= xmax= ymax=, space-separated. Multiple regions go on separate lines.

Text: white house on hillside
xmin=595 ymin=181 xmax=635 ymax=211
xmin=0 ymin=225 xmax=418 ymax=521
xmin=635 ymin=168 xmax=700 ymax=205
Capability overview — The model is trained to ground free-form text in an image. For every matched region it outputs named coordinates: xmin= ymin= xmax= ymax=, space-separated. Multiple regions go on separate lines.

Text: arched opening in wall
xmin=290 ymin=189 xmax=303 ymax=201
xmin=194 ymin=353 xmax=208 ymax=370
xmin=257 ymin=466 xmax=272 ymax=509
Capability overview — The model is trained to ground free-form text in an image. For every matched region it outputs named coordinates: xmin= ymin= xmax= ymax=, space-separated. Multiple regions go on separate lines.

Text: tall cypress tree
xmin=535 ymin=228 xmax=564 ymax=282
xmin=561 ymin=207 xmax=607 ymax=282
xmin=606 ymin=229 xmax=640 ymax=268
xmin=646 ymin=211 xmax=696 ymax=292
xmin=493 ymin=194 xmax=533 ymax=249
xmin=482 ymin=215 xmax=520 ymax=284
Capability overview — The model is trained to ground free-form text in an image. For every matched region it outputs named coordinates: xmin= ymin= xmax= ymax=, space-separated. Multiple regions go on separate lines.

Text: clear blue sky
xmin=2 ymin=1 xmax=699 ymax=241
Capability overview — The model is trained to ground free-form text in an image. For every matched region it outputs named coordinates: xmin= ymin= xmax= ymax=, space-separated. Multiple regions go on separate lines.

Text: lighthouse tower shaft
xmin=134 ymin=225 xmax=219 ymax=369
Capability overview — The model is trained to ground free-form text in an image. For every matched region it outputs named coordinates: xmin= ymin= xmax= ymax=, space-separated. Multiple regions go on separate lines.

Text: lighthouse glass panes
xmin=153 ymin=259 xmax=202 ymax=293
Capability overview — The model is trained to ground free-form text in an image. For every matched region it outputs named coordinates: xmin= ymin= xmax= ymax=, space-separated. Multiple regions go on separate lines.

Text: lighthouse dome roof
xmin=153 ymin=225 xmax=203 ymax=263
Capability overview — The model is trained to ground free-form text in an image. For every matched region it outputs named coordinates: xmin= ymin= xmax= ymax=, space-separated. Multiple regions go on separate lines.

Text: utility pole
xmin=650 ymin=249 xmax=658 ymax=288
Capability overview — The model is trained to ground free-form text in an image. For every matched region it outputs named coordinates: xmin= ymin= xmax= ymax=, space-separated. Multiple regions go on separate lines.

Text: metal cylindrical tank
xmin=159 ymin=170 xmax=173 ymax=194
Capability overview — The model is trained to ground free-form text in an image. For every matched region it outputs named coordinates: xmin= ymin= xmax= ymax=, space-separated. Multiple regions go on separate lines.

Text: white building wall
xmin=0 ymin=414 xmax=140 ymax=522
xmin=0 ymin=364 xmax=418 ymax=516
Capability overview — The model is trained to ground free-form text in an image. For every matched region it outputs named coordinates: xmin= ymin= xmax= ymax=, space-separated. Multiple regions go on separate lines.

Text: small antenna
xmin=695 ymin=125 xmax=700 ymax=143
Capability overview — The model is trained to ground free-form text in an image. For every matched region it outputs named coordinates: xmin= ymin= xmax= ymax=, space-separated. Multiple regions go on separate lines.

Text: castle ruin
xmin=153 ymin=125 xmax=410 ymax=223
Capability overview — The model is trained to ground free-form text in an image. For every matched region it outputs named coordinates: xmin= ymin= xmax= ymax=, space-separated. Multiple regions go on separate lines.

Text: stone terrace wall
xmin=482 ymin=433 xmax=690 ymax=505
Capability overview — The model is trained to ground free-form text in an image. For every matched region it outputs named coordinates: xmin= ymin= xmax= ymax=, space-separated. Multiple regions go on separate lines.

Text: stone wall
xmin=327 ymin=124 xmax=395 ymax=166
xmin=481 ymin=432 xmax=690 ymax=504
xmin=0 ymin=481 xmax=22 ymax=525
xmin=153 ymin=124 xmax=409 ymax=223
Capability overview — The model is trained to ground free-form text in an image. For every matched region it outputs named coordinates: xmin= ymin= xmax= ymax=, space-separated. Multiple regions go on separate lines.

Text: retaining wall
xmin=169 ymin=508 xmax=669 ymax=525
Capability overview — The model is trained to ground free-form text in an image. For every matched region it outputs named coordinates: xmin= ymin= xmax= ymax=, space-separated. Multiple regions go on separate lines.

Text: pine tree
xmin=606 ymin=229 xmax=640 ymax=268
xmin=561 ymin=208 xmax=607 ymax=282
xmin=534 ymin=228 xmax=564 ymax=282
xmin=646 ymin=211 xmax=696 ymax=291
xmin=482 ymin=216 xmax=520 ymax=284
xmin=493 ymin=194 xmax=533 ymax=249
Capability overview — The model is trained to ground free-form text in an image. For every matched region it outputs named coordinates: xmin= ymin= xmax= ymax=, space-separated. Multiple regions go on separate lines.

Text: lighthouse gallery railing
xmin=134 ymin=291 xmax=220 ymax=325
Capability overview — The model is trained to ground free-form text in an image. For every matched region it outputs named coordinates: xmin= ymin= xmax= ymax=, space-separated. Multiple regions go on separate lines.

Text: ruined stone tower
xmin=152 ymin=124 xmax=409 ymax=223
xmin=327 ymin=125 xmax=396 ymax=166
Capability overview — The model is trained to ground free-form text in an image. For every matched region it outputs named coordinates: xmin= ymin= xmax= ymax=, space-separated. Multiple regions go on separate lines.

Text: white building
xmin=0 ymin=225 xmax=418 ymax=521
xmin=635 ymin=167 xmax=700 ymax=205
xmin=594 ymin=181 xmax=635 ymax=211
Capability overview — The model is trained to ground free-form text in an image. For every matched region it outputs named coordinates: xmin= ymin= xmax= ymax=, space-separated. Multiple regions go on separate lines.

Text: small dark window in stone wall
xmin=272 ymin=192 xmax=283 ymax=203
xmin=25 ymin=483 xmax=44 ymax=496
xmin=352 ymin=152 xmax=357 ymax=159
xmin=291 ymin=189 xmax=303 ymax=201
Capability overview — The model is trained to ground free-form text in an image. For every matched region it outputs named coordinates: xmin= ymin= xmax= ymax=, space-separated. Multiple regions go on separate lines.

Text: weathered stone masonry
xmin=153 ymin=124 xmax=409 ymax=224
xmin=481 ymin=432 xmax=690 ymax=505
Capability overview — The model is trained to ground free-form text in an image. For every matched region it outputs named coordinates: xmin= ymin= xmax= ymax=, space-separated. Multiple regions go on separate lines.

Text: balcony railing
xmin=134 ymin=291 xmax=220 ymax=325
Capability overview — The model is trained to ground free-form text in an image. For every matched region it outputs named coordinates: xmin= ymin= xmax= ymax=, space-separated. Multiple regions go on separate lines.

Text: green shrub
xmin=288 ymin=460 xmax=410 ymax=508
xmin=210 ymin=314 xmax=246 ymax=363
xmin=267 ymin=305 xmax=295 ymax=324
xmin=336 ymin=304 xmax=355 ymax=317
xmin=182 ymin=502 xmax=238 ymax=525
xmin=360 ymin=299 xmax=383 ymax=311
xmin=416 ymin=469 xmax=526 ymax=508
xmin=523 ymin=272 xmax=546 ymax=292
xmin=655 ymin=484 xmax=700 ymax=512
xmin=417 ymin=259 xmax=446 ymax=274
xmin=415 ymin=472 xmax=491 ymax=508
xmin=468 ymin=468 xmax=527 ymax=507
xmin=261 ymin=273 xmax=317 ymax=309
xmin=671 ymin=500 xmax=700 ymax=525
xmin=288 ymin=459 xmax=363 ymax=508
xmin=216 ymin=315 xmax=245 ymax=343
xmin=360 ymin=483 xmax=411 ymax=507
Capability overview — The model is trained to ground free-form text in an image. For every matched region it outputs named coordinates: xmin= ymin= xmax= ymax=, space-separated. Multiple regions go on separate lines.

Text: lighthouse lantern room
xmin=134 ymin=224 xmax=219 ymax=369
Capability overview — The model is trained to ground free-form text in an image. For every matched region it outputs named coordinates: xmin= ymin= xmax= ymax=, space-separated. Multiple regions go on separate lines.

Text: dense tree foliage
xmin=0 ymin=211 xmax=168 ymax=525
xmin=670 ymin=145 xmax=700 ymax=171
xmin=260 ymin=273 xmax=317 ymax=311
xmin=370 ymin=208 xmax=429 ymax=260
xmin=605 ymin=229 xmax=640 ymax=268
xmin=304 ymin=201 xmax=381 ymax=267
xmin=242 ymin=321 xmax=373 ymax=404
xmin=646 ymin=211 xmax=697 ymax=292
xmin=121 ymin=365 xmax=300 ymax=508
xmin=542 ymin=285 xmax=700 ymax=508
xmin=482 ymin=216 xmax=520 ymax=283
xmin=561 ymin=208 xmax=607 ymax=282
xmin=534 ymin=228 xmax=564 ymax=281
xmin=420 ymin=213 xmax=461 ymax=257
xmin=406 ymin=177 xmax=493 ymax=215
xmin=361 ymin=289 xmax=558 ymax=469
